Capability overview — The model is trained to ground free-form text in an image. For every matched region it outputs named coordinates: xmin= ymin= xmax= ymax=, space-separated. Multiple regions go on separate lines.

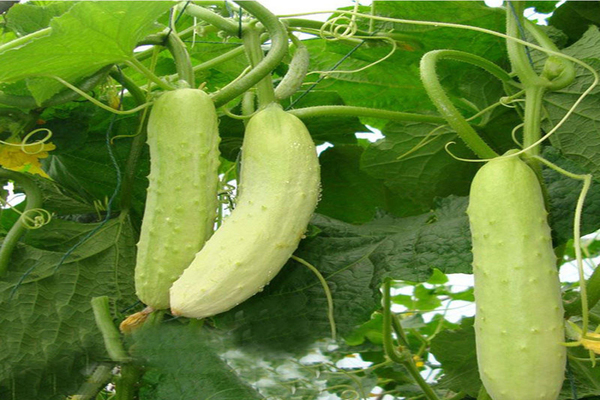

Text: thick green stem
xmin=135 ymin=25 xmax=198 ymax=62
xmin=420 ymin=50 xmax=508 ymax=159
xmin=185 ymin=3 xmax=239 ymax=35
xmin=108 ymin=70 xmax=147 ymax=214
xmin=283 ymin=18 xmax=423 ymax=50
xmin=0 ymin=169 xmax=44 ymax=276
xmin=165 ymin=31 xmax=195 ymax=87
xmin=382 ymin=279 xmax=440 ymax=400
xmin=242 ymin=24 xmax=276 ymax=107
xmin=211 ymin=1 xmax=287 ymax=107
xmin=522 ymin=85 xmax=545 ymax=159
xmin=506 ymin=1 xmax=547 ymax=87
xmin=114 ymin=364 xmax=143 ymax=400
xmin=70 ymin=364 xmax=113 ymax=400
xmin=289 ymin=105 xmax=445 ymax=125
xmin=91 ymin=296 xmax=130 ymax=363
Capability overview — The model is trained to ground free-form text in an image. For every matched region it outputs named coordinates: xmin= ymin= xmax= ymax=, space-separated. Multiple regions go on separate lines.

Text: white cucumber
xmin=169 ymin=104 xmax=320 ymax=319
xmin=135 ymin=88 xmax=220 ymax=310
xmin=468 ymin=154 xmax=565 ymax=400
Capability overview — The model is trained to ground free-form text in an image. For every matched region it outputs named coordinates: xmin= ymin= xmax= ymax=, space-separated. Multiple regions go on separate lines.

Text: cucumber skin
xmin=169 ymin=104 xmax=320 ymax=319
xmin=135 ymin=88 xmax=220 ymax=310
xmin=468 ymin=155 xmax=565 ymax=400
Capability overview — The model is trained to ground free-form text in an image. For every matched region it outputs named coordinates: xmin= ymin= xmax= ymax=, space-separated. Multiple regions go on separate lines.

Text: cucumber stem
xmin=114 ymin=364 xmax=143 ymax=400
xmin=165 ymin=31 xmax=195 ymax=87
xmin=289 ymin=105 xmax=445 ymax=125
xmin=522 ymin=85 xmax=545 ymax=160
xmin=211 ymin=1 xmax=288 ymax=107
xmin=0 ymin=169 xmax=44 ymax=276
xmin=108 ymin=69 xmax=148 ymax=214
xmin=382 ymin=279 xmax=440 ymax=400
xmin=505 ymin=1 xmax=547 ymax=87
xmin=91 ymin=296 xmax=130 ymax=363
xmin=242 ymin=24 xmax=276 ymax=107
xmin=185 ymin=3 xmax=239 ymax=35
xmin=420 ymin=50 xmax=505 ymax=159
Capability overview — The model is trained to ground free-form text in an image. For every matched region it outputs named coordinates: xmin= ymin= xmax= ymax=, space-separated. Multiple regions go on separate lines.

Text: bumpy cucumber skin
xmin=135 ymin=88 xmax=220 ymax=310
xmin=468 ymin=155 xmax=565 ymax=400
xmin=169 ymin=104 xmax=320 ymax=319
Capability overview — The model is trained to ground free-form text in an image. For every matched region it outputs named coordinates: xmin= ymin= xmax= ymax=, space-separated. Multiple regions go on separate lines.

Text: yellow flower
xmin=0 ymin=139 xmax=56 ymax=178
xmin=581 ymin=332 xmax=600 ymax=354
xmin=413 ymin=355 xmax=425 ymax=368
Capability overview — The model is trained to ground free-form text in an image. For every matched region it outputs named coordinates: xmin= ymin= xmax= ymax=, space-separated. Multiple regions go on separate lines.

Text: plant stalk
xmin=242 ymin=24 xmax=276 ymax=107
xmin=0 ymin=169 xmax=44 ymax=276
xmin=211 ymin=1 xmax=288 ymax=107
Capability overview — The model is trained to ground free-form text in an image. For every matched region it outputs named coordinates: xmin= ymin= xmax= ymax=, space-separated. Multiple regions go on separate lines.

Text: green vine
xmin=0 ymin=168 xmax=45 ymax=276
xmin=419 ymin=50 xmax=513 ymax=159
xmin=382 ymin=279 xmax=441 ymax=400
xmin=211 ymin=1 xmax=288 ymax=107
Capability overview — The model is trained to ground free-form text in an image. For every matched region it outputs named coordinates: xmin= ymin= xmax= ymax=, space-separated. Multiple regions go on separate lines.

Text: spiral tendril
xmin=21 ymin=208 xmax=52 ymax=229
xmin=0 ymin=128 xmax=53 ymax=155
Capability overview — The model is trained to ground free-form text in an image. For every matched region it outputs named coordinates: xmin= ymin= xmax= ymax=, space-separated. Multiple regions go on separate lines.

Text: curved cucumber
xmin=170 ymin=104 xmax=320 ymax=319
xmin=468 ymin=154 xmax=565 ymax=400
xmin=135 ymin=88 xmax=220 ymax=310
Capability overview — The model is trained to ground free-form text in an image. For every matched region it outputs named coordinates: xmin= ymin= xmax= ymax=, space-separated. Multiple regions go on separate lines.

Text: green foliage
xmin=0 ymin=1 xmax=173 ymax=104
xmin=134 ymin=324 xmax=265 ymax=400
xmin=0 ymin=0 xmax=600 ymax=399
xmin=0 ymin=215 xmax=137 ymax=400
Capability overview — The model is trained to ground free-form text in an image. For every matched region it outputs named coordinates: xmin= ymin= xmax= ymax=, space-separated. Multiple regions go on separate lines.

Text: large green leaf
xmin=429 ymin=318 xmax=480 ymax=397
xmin=0 ymin=215 xmax=137 ymax=400
xmin=134 ymin=325 xmax=265 ymax=400
xmin=44 ymin=105 xmax=150 ymax=220
xmin=544 ymin=26 xmax=600 ymax=177
xmin=0 ymin=1 xmax=173 ymax=104
xmin=317 ymin=144 xmax=390 ymax=223
xmin=549 ymin=1 xmax=600 ymax=45
xmin=360 ymin=122 xmax=478 ymax=216
xmin=5 ymin=1 xmax=73 ymax=35
xmin=297 ymin=1 xmax=507 ymax=127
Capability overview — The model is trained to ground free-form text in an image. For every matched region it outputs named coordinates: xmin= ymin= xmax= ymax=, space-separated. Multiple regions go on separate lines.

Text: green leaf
xmin=427 ymin=268 xmax=448 ymax=284
xmin=560 ymin=347 xmax=600 ymax=399
xmin=549 ymin=1 xmax=600 ymax=45
xmin=0 ymin=215 xmax=137 ymax=400
xmin=44 ymin=106 xmax=149 ymax=219
xmin=345 ymin=312 xmax=384 ymax=346
xmin=542 ymin=147 xmax=600 ymax=244
xmin=526 ymin=1 xmax=560 ymax=14
xmin=317 ymin=145 xmax=389 ymax=224
xmin=429 ymin=318 xmax=480 ymax=397
xmin=134 ymin=324 xmax=265 ymax=400
xmin=0 ymin=1 xmax=173 ymax=104
xmin=413 ymin=284 xmax=442 ymax=311
xmin=298 ymin=2 xmax=506 ymax=128
xmin=5 ymin=2 xmax=73 ymax=35
xmin=214 ymin=197 xmax=472 ymax=351
xmin=543 ymin=26 xmax=600 ymax=177
xmin=360 ymin=122 xmax=478 ymax=217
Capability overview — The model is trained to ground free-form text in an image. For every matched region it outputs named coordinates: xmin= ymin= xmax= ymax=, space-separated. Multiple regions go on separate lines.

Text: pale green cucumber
xmin=468 ymin=153 xmax=565 ymax=400
xmin=135 ymin=88 xmax=220 ymax=310
xmin=169 ymin=103 xmax=320 ymax=319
